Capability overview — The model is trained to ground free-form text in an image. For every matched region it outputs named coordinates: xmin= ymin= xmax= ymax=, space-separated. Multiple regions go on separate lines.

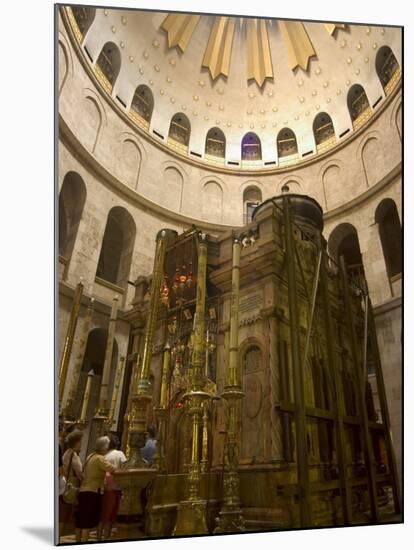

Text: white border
xmin=1 ymin=0 xmax=412 ymax=548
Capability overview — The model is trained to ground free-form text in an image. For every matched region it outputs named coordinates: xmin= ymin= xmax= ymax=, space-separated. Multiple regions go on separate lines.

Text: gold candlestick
xmin=108 ymin=356 xmax=125 ymax=427
xmin=174 ymin=232 xmax=210 ymax=536
xmin=97 ymin=294 xmax=119 ymax=417
xmin=215 ymin=236 xmax=245 ymax=533
xmin=59 ymin=280 xmax=84 ymax=402
xmin=127 ymin=229 xmax=177 ymax=467
xmin=80 ymin=369 xmax=94 ymax=423
xmin=63 ymin=297 xmax=95 ymax=418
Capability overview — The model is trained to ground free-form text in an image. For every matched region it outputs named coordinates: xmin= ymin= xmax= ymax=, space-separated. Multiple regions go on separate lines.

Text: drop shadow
xmin=21 ymin=526 xmax=54 ymax=544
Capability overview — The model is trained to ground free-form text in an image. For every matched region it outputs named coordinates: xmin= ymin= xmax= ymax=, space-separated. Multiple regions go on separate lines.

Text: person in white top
xmin=98 ymin=435 xmax=127 ymax=540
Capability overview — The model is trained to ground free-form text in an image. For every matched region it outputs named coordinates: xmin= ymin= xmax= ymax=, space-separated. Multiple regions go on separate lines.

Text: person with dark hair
xmin=59 ymin=430 xmax=84 ymax=541
xmin=76 ymin=436 xmax=117 ymax=542
xmin=140 ymin=426 xmax=157 ymax=466
xmin=98 ymin=434 xmax=127 ymax=540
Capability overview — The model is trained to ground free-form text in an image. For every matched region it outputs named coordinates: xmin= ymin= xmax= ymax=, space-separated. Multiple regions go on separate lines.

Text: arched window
xmin=375 ymin=199 xmax=402 ymax=284
xmin=243 ymin=186 xmax=262 ymax=224
xmin=71 ymin=6 xmax=96 ymax=39
xmin=205 ymin=127 xmax=226 ymax=159
xmin=241 ymin=132 xmax=262 ymax=161
xmin=277 ymin=128 xmax=298 ymax=159
xmin=59 ymin=172 xmax=87 ymax=269
xmin=71 ymin=329 xmax=118 ymax=421
xmin=328 ymin=223 xmax=366 ymax=290
xmin=96 ymin=42 xmax=121 ymax=92
xmin=313 ymin=112 xmax=336 ymax=150
xmin=96 ymin=207 xmax=136 ymax=289
xmin=347 ymin=84 xmax=371 ymax=128
xmin=130 ymin=85 xmax=154 ymax=125
xmin=168 ymin=113 xmax=191 ymax=151
xmin=375 ymin=46 xmax=400 ymax=94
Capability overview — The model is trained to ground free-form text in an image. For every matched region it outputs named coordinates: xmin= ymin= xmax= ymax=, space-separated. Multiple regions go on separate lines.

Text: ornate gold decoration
xmin=160 ymin=14 xmax=348 ymax=86
xmin=279 ymin=21 xmax=316 ymax=71
xmin=161 ymin=13 xmax=201 ymax=52
xmin=202 ymin=16 xmax=236 ymax=80
xmin=324 ymin=23 xmax=346 ymax=35
xmin=247 ymin=19 xmax=273 ymax=87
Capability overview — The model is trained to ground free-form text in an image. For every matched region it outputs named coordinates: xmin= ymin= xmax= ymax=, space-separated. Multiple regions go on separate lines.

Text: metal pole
xmin=319 ymin=243 xmax=352 ymax=525
xmin=282 ymin=195 xmax=311 ymax=527
xmin=97 ymin=294 xmax=119 ymax=416
xmin=366 ymin=296 xmax=401 ymax=514
xmin=215 ymin=236 xmax=245 ymax=533
xmin=339 ymin=255 xmax=379 ymax=523
xmin=63 ymin=297 xmax=95 ymax=417
xmin=59 ymin=280 xmax=84 ymax=402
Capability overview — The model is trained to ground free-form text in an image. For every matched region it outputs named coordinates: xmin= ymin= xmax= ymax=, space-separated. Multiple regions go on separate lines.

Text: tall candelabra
xmin=127 ymin=229 xmax=177 ymax=467
xmin=214 ymin=236 xmax=245 ymax=533
xmin=173 ymin=232 xmax=211 ymax=536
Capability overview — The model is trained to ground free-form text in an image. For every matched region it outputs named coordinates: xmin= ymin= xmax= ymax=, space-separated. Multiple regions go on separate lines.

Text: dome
xmin=66 ymin=6 xmax=402 ymax=171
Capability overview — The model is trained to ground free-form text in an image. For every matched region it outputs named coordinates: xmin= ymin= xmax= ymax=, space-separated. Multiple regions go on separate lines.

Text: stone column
xmin=358 ymin=222 xmax=391 ymax=306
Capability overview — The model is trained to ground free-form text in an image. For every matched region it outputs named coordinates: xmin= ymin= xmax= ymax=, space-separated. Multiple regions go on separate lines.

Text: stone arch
xmin=313 ymin=112 xmax=336 ymax=147
xmin=59 ymin=171 xmax=87 ymax=270
xmin=58 ymin=36 xmax=71 ymax=96
xmin=130 ymin=84 xmax=154 ymax=124
xmin=242 ymin=132 xmax=262 ymax=161
xmin=205 ymin=127 xmax=226 ymax=158
xmin=375 ymin=45 xmax=400 ymax=93
xmin=321 ymin=163 xmax=343 ymax=210
xmin=96 ymin=206 xmax=136 ymax=289
xmin=395 ymin=102 xmax=402 ymax=142
xmin=71 ymin=5 xmax=96 ymax=41
xmin=347 ymin=84 xmax=370 ymax=126
xmin=120 ymin=138 xmax=142 ymax=189
xmin=96 ymin=41 xmax=122 ymax=91
xmin=278 ymin=177 xmax=302 ymax=195
xmin=243 ymin=185 xmax=262 ymax=224
xmin=327 ymin=223 xmax=366 ymax=289
xmin=82 ymin=90 xmax=107 ymax=153
xmin=168 ymin=113 xmax=191 ymax=148
xmin=202 ymin=181 xmax=223 ymax=223
xmin=375 ymin=198 xmax=402 ymax=281
xmin=277 ymin=127 xmax=298 ymax=158
xmin=361 ymin=136 xmax=380 ymax=187
xmin=162 ymin=166 xmax=184 ymax=212
xmin=239 ymin=339 xmax=265 ymax=460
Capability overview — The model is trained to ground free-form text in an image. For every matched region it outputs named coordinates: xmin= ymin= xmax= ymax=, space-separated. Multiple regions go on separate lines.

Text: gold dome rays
xmin=160 ymin=14 xmax=346 ymax=87
xmin=160 ymin=13 xmax=201 ymax=51
xmin=247 ymin=19 xmax=273 ymax=87
xmin=324 ymin=22 xmax=347 ymax=36
xmin=202 ymin=17 xmax=236 ymax=80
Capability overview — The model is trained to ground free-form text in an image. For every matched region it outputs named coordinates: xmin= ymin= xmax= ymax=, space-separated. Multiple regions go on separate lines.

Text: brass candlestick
xmin=174 ymin=232 xmax=210 ymax=536
xmin=59 ymin=280 xmax=84 ymax=403
xmin=127 ymin=229 xmax=177 ymax=467
xmin=153 ymin=343 xmax=171 ymax=472
xmin=107 ymin=356 xmax=125 ymax=429
xmin=215 ymin=237 xmax=245 ymax=533
xmin=79 ymin=369 xmax=94 ymax=423
xmin=63 ymin=297 xmax=95 ymax=418
xmin=97 ymin=294 xmax=119 ymax=417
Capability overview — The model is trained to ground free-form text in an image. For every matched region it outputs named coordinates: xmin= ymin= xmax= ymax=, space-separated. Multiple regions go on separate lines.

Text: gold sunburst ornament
xmin=161 ymin=14 xmax=346 ymax=88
